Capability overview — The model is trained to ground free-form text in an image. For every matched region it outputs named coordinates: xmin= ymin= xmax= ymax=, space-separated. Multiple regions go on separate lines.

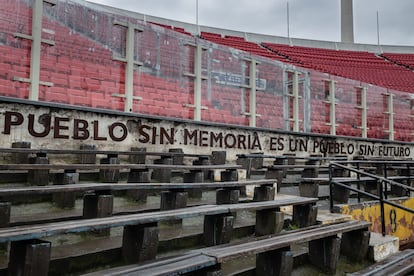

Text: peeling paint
xmin=337 ymin=198 xmax=414 ymax=244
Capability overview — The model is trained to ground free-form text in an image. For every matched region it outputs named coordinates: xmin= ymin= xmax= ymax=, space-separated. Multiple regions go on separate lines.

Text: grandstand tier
xmin=0 ymin=0 xmax=413 ymax=141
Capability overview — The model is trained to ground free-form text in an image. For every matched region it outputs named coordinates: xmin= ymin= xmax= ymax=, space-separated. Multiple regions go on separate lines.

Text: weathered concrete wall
xmin=0 ymin=99 xmax=412 ymax=161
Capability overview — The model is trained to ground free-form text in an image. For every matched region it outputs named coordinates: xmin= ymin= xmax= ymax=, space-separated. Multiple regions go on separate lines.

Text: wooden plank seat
xmin=202 ymin=219 xmax=371 ymax=275
xmin=0 ymin=163 xmax=241 ymax=192
xmin=83 ymin=220 xmax=371 ymax=276
xmin=0 ymin=197 xmax=317 ymax=242
xmin=81 ymin=252 xmax=218 ymax=276
xmin=0 ymin=179 xmax=277 ymax=197
xmin=0 ymin=147 xmax=205 ymax=158
xmin=1 ymin=147 xmax=222 ymax=184
xmin=0 ymin=163 xmax=241 ymax=171
xmin=0 ymin=196 xmax=317 ymax=275
xmin=0 ymin=178 xmax=278 ymax=228
xmin=0 ymin=163 xmax=240 ymax=185
xmin=349 ymin=249 xmax=414 ymax=276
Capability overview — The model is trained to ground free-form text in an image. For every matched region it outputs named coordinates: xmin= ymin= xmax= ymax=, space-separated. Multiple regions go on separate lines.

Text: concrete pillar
xmin=221 ymin=169 xmax=238 ymax=182
xmin=160 ymin=191 xmax=188 ymax=210
xmin=152 ymin=157 xmax=172 ymax=182
xmin=122 ymin=223 xmax=159 ymax=263
xmin=216 ymin=189 xmax=239 ymax=204
xmin=193 ymin=155 xmax=211 ymax=180
xmin=255 ymin=210 xmax=284 ymax=236
xmin=184 ymin=170 xmax=203 ymax=199
xmin=83 ymin=192 xmax=113 ymax=235
xmin=341 ymin=0 xmax=354 ymax=43
xmin=301 ymin=158 xmax=320 ymax=178
xmin=169 ymin=148 xmax=184 ymax=165
xmin=299 ymin=180 xmax=319 ymax=198
xmin=11 ymin=141 xmax=31 ymax=164
xmin=53 ymin=169 xmax=79 ymax=209
xmin=129 ymin=147 xmax=146 ymax=164
xmin=28 ymin=152 xmax=49 ymax=186
xmin=127 ymin=169 xmax=151 ymax=202
xmin=8 ymin=239 xmax=51 ymax=276
xmin=256 ymin=247 xmax=293 ymax=276
xmin=253 ymin=185 xmax=276 ymax=201
xmin=83 ymin=193 xmax=114 ymax=219
xmin=0 ymin=202 xmax=10 ymax=251
xmin=203 ymin=214 xmax=234 ymax=246
xmin=292 ymin=203 xmax=317 ymax=228
xmin=99 ymin=154 xmax=120 ymax=183
xmin=265 ymin=167 xmax=283 ymax=193
xmin=341 ymin=229 xmax=370 ymax=260
xmin=236 ymin=155 xmax=252 ymax=178
xmin=160 ymin=191 xmax=188 ymax=225
xmin=250 ymin=153 xmax=264 ymax=169
xmin=0 ymin=202 xmax=11 ymax=227
xmin=309 ymin=236 xmax=341 ymax=273
xmin=211 ymin=151 xmax=226 ymax=165
xmin=78 ymin=144 xmax=96 ymax=164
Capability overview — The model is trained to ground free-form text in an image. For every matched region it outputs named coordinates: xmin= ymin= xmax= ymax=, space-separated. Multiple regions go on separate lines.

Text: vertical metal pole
xmin=303 ymin=73 xmax=311 ymax=133
xmin=124 ymin=22 xmax=135 ymax=113
xmin=329 ymin=80 xmax=336 ymax=135
xmin=196 ymin=0 xmax=200 ymax=36
xmin=329 ymin=163 xmax=333 ymax=212
xmin=376 ymin=11 xmax=380 ymax=47
xmin=286 ymin=1 xmax=290 ymax=39
xmin=249 ymin=60 xmax=257 ymax=127
xmin=407 ymin=163 xmax=412 ymax=197
xmin=361 ymin=87 xmax=368 ymax=138
xmin=29 ymin=0 xmax=44 ymax=100
xmin=292 ymin=71 xmax=299 ymax=132
xmin=283 ymin=70 xmax=290 ymax=130
xmin=194 ymin=43 xmax=202 ymax=121
xmin=379 ymin=180 xmax=386 ymax=236
xmin=356 ymin=162 xmax=361 ymax=203
xmin=388 ymin=94 xmax=394 ymax=140
xmin=383 ymin=163 xmax=388 ymax=199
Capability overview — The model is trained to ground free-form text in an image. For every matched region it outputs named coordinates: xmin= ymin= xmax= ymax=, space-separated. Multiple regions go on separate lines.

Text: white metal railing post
xmin=13 ymin=0 xmax=56 ymax=100
xmin=292 ymin=71 xmax=300 ymax=132
xmin=329 ymin=80 xmax=336 ymax=135
xmin=323 ymin=79 xmax=337 ymax=135
xmin=29 ymin=0 xmax=43 ymax=100
xmin=241 ymin=58 xmax=261 ymax=127
xmin=194 ymin=43 xmax=203 ymax=120
xmin=249 ymin=59 xmax=257 ymax=127
xmin=113 ymin=21 xmax=143 ymax=112
xmin=360 ymin=87 xmax=368 ymax=138
xmin=183 ymin=42 xmax=208 ymax=121
xmin=387 ymin=93 xmax=395 ymax=140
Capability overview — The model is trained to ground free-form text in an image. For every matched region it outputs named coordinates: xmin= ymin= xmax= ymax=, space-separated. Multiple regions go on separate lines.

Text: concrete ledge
xmin=368 ymin=232 xmax=399 ymax=262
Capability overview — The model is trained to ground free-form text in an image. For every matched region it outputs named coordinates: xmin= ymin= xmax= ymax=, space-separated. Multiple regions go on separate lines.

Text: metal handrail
xmin=329 ymin=160 xmax=414 ymax=236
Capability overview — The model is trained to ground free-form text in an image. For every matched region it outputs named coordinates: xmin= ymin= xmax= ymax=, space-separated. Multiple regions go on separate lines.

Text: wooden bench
xmin=1 ymin=146 xmax=206 ymax=161
xmin=349 ymin=249 xmax=414 ymax=276
xmin=83 ymin=220 xmax=371 ymax=276
xmin=0 ymin=179 xmax=278 ymax=225
xmin=0 ymin=196 xmax=317 ymax=275
xmin=0 ymin=162 xmax=241 ymax=199
xmin=0 ymin=146 xmax=223 ymax=185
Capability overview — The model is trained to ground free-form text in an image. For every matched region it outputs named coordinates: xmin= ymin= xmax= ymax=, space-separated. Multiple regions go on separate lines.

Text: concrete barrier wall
xmin=0 ymin=99 xmax=412 ymax=161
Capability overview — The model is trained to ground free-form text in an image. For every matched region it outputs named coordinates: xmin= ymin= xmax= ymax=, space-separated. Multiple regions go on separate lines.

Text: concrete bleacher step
xmin=350 ymin=249 xmax=414 ymax=276
xmin=316 ymin=209 xmax=352 ymax=225
xmin=368 ymin=232 xmax=399 ymax=262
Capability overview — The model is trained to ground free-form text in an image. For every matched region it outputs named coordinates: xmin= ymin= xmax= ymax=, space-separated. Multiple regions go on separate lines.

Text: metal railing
xmin=329 ymin=160 xmax=414 ymax=236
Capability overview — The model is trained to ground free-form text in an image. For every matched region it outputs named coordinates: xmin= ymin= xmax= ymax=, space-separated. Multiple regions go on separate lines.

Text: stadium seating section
xmin=0 ymin=0 xmax=413 ymax=141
